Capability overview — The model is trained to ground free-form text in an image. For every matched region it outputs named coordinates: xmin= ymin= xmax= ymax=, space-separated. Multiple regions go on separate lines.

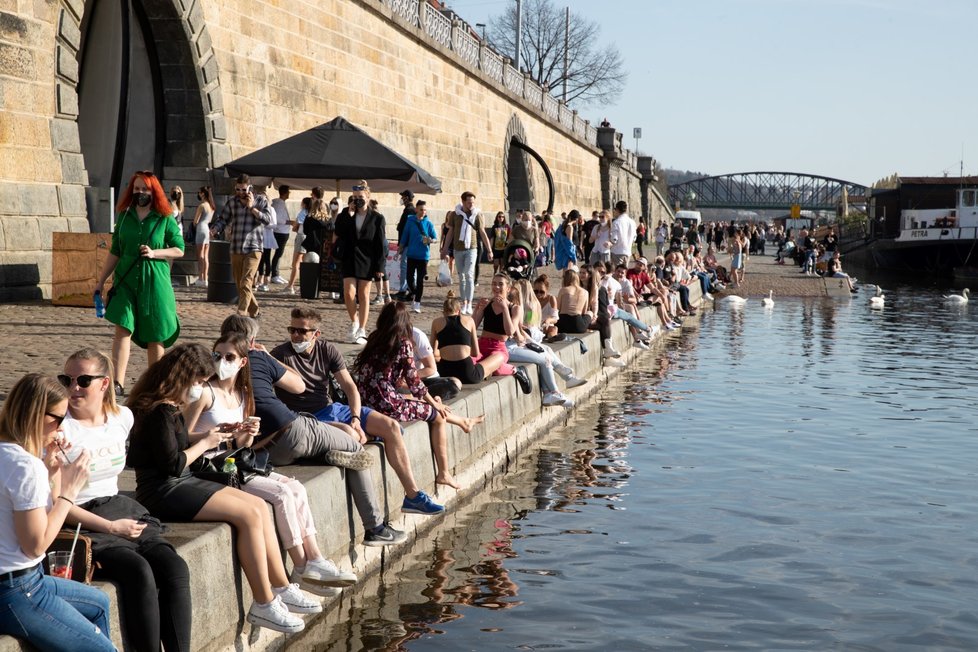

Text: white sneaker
xmin=704 ymin=292 xmax=714 ymax=301
xmin=564 ymin=375 xmax=587 ymax=389
xmin=355 ymin=327 xmax=368 ymax=345
xmin=604 ymin=358 xmax=626 ymax=367
xmin=274 ymin=583 xmax=322 ymax=614
xmin=348 ymin=321 xmax=360 ymax=344
xmin=272 ymin=276 xmax=287 ymax=284
xmin=603 ymin=339 xmax=621 ymax=358
xmin=411 ymin=301 xmax=422 ymax=313
xmin=649 ymin=325 xmax=661 ymax=338
xmin=634 ymin=340 xmax=650 ymax=350
xmin=259 ymin=284 xmax=270 ymax=292
xmin=289 ymin=569 xmax=342 ymax=597
xmin=247 ymin=596 xmax=305 ymax=634
xmin=302 ymin=558 xmax=358 ymax=588
xmin=542 ymin=392 xmax=565 ymax=407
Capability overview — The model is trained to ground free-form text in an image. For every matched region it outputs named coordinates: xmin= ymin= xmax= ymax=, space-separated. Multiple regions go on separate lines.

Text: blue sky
xmin=446 ymin=0 xmax=976 ymax=185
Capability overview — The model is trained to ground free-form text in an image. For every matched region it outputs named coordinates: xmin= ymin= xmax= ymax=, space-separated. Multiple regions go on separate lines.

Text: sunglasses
xmin=212 ymin=352 xmax=239 ymax=362
xmin=351 ymin=185 xmax=366 ymax=191
xmin=57 ymin=374 xmax=107 ymax=389
xmin=46 ymin=412 xmax=66 ymax=425
xmin=533 ymin=289 xmax=546 ymax=296
xmin=234 ymin=188 xmax=250 ymax=193
xmin=287 ymin=326 xmax=318 ymax=335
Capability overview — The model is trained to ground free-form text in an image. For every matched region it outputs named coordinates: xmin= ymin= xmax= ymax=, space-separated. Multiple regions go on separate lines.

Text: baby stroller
xmin=504 ymin=239 xmax=535 ymax=281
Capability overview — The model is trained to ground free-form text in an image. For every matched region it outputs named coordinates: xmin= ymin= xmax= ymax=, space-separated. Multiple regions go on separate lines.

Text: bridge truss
xmin=668 ymin=172 xmax=869 ymax=211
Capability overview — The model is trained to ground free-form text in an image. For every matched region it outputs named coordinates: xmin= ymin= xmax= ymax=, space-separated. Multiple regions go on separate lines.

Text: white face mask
xmin=187 ymin=383 xmax=203 ymax=403
xmin=291 ymin=340 xmax=313 ymax=353
xmin=217 ymin=360 xmax=239 ymax=381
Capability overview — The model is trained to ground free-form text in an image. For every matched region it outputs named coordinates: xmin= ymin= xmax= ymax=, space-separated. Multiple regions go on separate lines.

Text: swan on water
xmin=761 ymin=290 xmax=774 ymax=307
xmin=942 ymin=288 xmax=970 ymax=304
xmin=720 ymin=295 xmax=748 ymax=306
xmin=870 ymin=287 xmax=885 ymax=308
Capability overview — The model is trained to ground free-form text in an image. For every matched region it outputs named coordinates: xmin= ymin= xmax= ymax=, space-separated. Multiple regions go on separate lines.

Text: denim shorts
xmin=313 ymin=402 xmax=374 ymax=426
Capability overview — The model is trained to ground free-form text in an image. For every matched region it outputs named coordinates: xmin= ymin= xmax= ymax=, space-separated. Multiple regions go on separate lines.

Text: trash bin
xmin=207 ymin=240 xmax=238 ymax=304
xmin=300 ymin=262 xmax=321 ymax=299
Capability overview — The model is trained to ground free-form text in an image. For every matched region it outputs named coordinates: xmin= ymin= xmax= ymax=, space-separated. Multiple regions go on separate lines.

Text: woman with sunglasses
xmin=126 ymin=344 xmax=318 ymax=635
xmin=95 ymin=170 xmax=185 ymax=397
xmin=183 ymin=334 xmax=357 ymax=597
xmin=0 ymin=374 xmax=117 ymax=651
xmin=58 ymin=348 xmax=192 ymax=652
xmin=334 ymin=181 xmax=386 ymax=345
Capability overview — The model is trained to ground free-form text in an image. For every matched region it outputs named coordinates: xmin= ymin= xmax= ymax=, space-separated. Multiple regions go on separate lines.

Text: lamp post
xmin=476 ymin=22 xmax=487 ymax=41
xmin=686 ymin=191 xmax=696 ymax=210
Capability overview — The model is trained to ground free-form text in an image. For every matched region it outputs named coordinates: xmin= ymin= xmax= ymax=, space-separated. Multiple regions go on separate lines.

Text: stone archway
xmin=503 ymin=115 xmax=535 ymax=219
xmin=56 ymin=0 xmax=226 ymax=230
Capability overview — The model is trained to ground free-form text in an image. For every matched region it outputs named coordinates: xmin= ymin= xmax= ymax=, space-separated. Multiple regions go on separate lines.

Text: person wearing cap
xmin=394 ymin=190 xmax=415 ymax=300
xmin=554 ymin=210 xmax=578 ymax=271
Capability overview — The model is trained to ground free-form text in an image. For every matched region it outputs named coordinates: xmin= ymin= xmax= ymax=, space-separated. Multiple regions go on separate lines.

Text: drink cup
xmin=47 ymin=551 xmax=72 ymax=580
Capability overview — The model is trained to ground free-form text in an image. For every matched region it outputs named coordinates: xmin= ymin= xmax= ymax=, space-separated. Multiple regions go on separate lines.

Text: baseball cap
xmin=399 ymin=189 xmax=415 ymax=200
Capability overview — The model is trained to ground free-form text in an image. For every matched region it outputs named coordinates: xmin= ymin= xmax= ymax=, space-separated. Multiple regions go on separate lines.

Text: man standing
xmin=394 ymin=190 xmax=415 ymax=299
xmin=442 ymin=191 xmax=493 ymax=315
xmin=269 ymin=185 xmax=292 ymax=284
xmin=582 ymin=211 xmax=600 ymax=263
xmin=271 ymin=308 xmax=444 ymax=515
xmin=211 ymin=174 xmax=273 ymax=317
xmin=609 ymin=200 xmax=636 ymax=268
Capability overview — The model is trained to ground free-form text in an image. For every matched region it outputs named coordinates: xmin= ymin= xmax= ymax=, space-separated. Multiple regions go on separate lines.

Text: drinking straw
xmin=66 ymin=522 xmax=81 ymax=574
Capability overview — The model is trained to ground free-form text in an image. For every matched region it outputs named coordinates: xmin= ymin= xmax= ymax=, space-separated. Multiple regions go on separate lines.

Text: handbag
xmin=44 ymin=531 xmax=95 ymax=584
xmin=423 ymin=376 xmax=460 ymax=401
xmin=191 ymin=470 xmax=240 ymax=488
xmin=191 ymin=446 xmax=273 ymax=486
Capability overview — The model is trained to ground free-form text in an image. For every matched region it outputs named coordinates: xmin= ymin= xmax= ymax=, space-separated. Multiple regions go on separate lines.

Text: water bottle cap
xmin=226 ymin=457 xmax=235 ymax=463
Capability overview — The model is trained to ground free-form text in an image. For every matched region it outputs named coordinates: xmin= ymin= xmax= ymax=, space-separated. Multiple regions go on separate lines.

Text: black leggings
xmin=407 ymin=258 xmax=427 ymax=301
xmin=258 ymin=248 xmax=273 ymax=277
xmin=590 ymin=287 xmax=612 ymax=341
xmin=557 ymin=313 xmax=591 ymax=334
xmin=437 ymin=357 xmax=485 ymax=384
xmin=271 ymin=232 xmax=290 ymax=276
xmin=94 ymin=543 xmax=192 ymax=652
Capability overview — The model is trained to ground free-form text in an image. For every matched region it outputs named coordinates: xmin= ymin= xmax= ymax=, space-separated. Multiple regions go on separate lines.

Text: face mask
xmin=522 ymin=219 xmax=532 ymax=227
xmin=134 ymin=192 xmax=152 ymax=208
xmin=329 ymin=203 xmax=338 ymax=211
xmin=291 ymin=340 xmax=313 ymax=353
xmin=217 ymin=360 xmax=239 ymax=381
xmin=353 ymin=197 xmax=366 ymax=210
xmin=187 ymin=383 xmax=203 ymax=403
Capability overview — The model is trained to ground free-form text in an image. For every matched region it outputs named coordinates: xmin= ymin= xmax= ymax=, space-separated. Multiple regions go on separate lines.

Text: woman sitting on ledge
xmin=556 ymin=268 xmax=592 ymax=335
xmin=431 ymin=290 xmax=508 ymax=385
xmin=126 ymin=344 xmax=319 ymax=635
xmin=60 ymin=348 xmax=192 ymax=652
xmin=354 ymin=302 xmax=484 ymax=491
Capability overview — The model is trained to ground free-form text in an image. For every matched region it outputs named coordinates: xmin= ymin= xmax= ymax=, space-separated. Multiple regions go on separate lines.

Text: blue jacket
xmin=398 ymin=214 xmax=437 ymax=261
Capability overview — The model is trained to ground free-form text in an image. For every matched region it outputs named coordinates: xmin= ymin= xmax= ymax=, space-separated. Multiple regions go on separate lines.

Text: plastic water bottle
xmin=221 ymin=457 xmax=237 ymax=475
xmin=93 ymin=291 xmax=105 ymax=319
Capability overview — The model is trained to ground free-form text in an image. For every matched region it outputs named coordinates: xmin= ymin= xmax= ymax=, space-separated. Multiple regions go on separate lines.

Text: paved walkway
xmin=715 ymin=253 xmax=831 ymax=298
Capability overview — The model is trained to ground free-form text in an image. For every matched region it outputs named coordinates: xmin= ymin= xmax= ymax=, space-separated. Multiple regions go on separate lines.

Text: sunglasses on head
xmin=212 ymin=352 xmax=239 ymax=362
xmin=351 ymin=185 xmax=366 ymax=191
xmin=287 ymin=326 xmax=317 ymax=335
xmin=46 ymin=412 xmax=66 ymax=425
xmin=57 ymin=374 xmax=107 ymax=389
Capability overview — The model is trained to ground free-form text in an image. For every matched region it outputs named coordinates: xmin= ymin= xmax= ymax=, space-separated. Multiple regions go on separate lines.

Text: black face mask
xmin=353 ymin=197 xmax=366 ymax=210
xmin=134 ymin=192 xmax=152 ymax=208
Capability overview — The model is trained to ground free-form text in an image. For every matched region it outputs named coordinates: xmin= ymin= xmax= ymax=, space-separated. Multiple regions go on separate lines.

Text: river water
xmin=308 ymin=282 xmax=978 ymax=651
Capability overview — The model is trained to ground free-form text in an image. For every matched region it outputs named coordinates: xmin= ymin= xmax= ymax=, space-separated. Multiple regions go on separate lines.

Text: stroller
xmin=503 ymin=239 xmax=535 ymax=281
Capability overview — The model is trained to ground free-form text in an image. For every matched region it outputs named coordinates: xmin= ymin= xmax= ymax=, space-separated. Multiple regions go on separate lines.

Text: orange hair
xmin=116 ymin=170 xmax=172 ymax=215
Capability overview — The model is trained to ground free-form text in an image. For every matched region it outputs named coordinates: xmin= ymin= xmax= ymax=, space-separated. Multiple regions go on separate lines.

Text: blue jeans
xmin=398 ymin=254 xmax=409 ymax=292
xmin=505 ymin=341 xmax=558 ymax=394
xmin=613 ymin=308 xmax=650 ymax=333
xmin=455 ymin=247 xmax=477 ymax=304
xmin=0 ymin=566 xmax=116 ymax=651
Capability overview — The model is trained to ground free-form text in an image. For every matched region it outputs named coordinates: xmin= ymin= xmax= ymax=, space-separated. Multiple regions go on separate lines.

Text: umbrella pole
xmin=335 ymin=179 xmax=340 ymax=199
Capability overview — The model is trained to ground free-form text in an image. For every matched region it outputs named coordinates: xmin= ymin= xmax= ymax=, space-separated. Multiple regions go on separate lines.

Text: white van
xmin=674 ymin=210 xmax=702 ymax=230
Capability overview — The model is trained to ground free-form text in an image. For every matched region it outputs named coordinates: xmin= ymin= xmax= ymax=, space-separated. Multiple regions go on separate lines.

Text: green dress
xmin=105 ymin=208 xmax=184 ymax=348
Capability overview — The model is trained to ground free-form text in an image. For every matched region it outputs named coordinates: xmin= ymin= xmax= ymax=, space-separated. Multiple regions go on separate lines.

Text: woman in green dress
xmin=95 ymin=171 xmax=184 ymax=396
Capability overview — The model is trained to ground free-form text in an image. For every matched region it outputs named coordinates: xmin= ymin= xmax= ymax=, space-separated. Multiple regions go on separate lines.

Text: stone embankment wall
xmin=0 ymin=0 xmax=666 ymax=300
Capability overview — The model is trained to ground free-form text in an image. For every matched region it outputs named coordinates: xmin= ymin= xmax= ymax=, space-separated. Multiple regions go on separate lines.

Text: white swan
xmin=720 ymin=295 xmax=747 ymax=306
xmin=869 ymin=286 xmax=885 ymax=308
xmin=942 ymin=288 xmax=970 ymax=304
xmin=761 ymin=290 xmax=774 ymax=307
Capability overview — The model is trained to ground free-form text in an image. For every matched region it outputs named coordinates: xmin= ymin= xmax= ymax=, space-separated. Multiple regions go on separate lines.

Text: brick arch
xmin=503 ymin=114 xmax=536 ymax=217
xmin=54 ymin=0 xmax=227 ymax=217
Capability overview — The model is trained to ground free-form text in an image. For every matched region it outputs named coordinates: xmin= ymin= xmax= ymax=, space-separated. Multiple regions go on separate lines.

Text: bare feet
xmin=461 ymin=414 xmax=485 ymax=433
xmin=436 ymin=473 xmax=461 ymax=490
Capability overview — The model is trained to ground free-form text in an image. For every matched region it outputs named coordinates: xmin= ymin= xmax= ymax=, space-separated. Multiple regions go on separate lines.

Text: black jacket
xmin=335 ymin=208 xmax=387 ymax=279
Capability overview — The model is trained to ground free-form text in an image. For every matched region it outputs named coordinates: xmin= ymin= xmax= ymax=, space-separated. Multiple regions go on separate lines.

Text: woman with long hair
xmin=0 ymin=374 xmax=116 ymax=651
xmin=193 ymin=185 xmax=215 ymax=287
xmin=60 ymin=348 xmax=192 ymax=651
xmin=354 ymin=302 xmax=484 ymax=491
xmin=471 ymin=273 xmax=533 ymax=393
xmin=126 ymin=344 xmax=318 ymax=634
xmin=183 ymin=334 xmax=357 ymax=597
xmin=556 ymin=268 xmax=592 ymax=334
xmin=579 ymin=265 xmax=623 ymax=365
xmin=334 ymin=180 xmax=386 ymax=344
xmin=431 ymin=290 xmax=508 ymax=385
xmin=554 ymin=211 xmax=578 ymax=271
xmin=169 ymin=186 xmax=184 ymax=221
xmin=490 ymin=211 xmax=509 ymax=274
xmin=533 ymin=274 xmax=559 ymax=332
xmin=95 ymin=170 xmax=185 ymax=396
xmin=284 ymin=196 xmax=312 ymax=295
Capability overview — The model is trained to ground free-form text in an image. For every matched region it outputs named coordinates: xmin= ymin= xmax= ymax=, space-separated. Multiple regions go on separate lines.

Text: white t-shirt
xmin=601 ymin=276 xmax=622 ymax=313
xmin=610 ymin=213 xmax=636 ymax=256
xmin=60 ymin=407 xmax=133 ymax=504
xmin=271 ymin=198 xmax=292 ymax=234
xmin=0 ymin=442 xmax=51 ymax=572
xmin=412 ymin=327 xmax=439 ymax=378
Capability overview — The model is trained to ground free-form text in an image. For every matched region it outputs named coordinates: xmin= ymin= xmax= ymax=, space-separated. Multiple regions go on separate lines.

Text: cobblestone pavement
xmin=714 ymin=253 xmax=835 ymax=298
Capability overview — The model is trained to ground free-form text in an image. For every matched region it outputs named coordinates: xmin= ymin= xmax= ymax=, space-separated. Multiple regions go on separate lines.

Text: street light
xmin=687 ymin=191 xmax=697 ymax=210
xmin=475 ymin=22 xmax=487 ymax=41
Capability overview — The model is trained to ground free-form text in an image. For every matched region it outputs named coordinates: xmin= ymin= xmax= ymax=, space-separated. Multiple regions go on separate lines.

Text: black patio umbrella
xmin=222 ymin=116 xmax=441 ymax=195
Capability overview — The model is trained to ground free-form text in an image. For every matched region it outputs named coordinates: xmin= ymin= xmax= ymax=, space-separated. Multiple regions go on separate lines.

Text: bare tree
xmin=487 ymin=0 xmax=627 ymax=108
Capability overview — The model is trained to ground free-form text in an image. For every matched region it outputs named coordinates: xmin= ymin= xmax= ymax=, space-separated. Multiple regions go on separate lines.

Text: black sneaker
xmin=513 ymin=365 xmax=533 ymax=395
xmin=363 ymin=523 xmax=407 ymax=547
xmin=114 ymin=382 xmax=125 ymax=398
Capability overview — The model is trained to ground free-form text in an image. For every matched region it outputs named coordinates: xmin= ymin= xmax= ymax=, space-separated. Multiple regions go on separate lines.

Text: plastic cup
xmin=47 ymin=551 xmax=72 ymax=579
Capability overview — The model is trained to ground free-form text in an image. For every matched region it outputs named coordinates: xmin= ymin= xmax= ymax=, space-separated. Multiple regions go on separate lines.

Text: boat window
xmin=962 ymin=190 xmax=976 ymax=207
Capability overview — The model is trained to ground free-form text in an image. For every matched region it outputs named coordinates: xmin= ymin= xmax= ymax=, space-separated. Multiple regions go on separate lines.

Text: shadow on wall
xmin=0 ymin=264 xmax=43 ymax=302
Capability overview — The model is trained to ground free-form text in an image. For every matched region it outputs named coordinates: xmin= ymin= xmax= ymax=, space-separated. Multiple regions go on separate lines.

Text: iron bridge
xmin=668 ymin=172 xmax=870 ymax=211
